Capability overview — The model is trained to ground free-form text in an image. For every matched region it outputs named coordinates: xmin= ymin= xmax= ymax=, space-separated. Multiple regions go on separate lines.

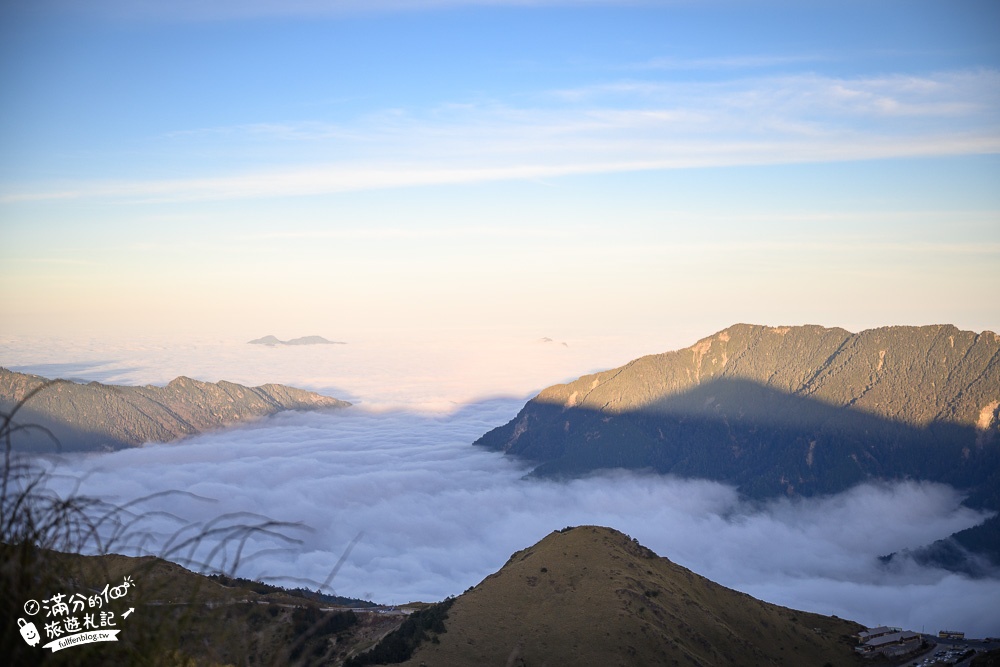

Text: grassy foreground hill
xmin=3 ymin=528 xmax=865 ymax=666
xmin=0 ymin=368 xmax=350 ymax=452
xmin=0 ymin=545 xmax=398 ymax=667
xmin=376 ymin=526 xmax=864 ymax=667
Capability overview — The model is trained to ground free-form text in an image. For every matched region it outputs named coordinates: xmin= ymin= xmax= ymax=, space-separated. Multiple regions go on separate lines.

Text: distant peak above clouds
xmin=248 ymin=335 xmax=346 ymax=346
xmin=538 ymin=337 xmax=569 ymax=347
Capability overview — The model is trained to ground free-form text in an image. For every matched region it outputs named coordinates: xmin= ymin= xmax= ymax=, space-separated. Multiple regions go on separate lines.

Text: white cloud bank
xmin=28 ymin=404 xmax=1000 ymax=638
xmin=6 ymin=335 xmax=1000 ymax=636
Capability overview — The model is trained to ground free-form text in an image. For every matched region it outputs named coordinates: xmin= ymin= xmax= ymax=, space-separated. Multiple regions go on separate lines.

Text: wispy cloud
xmin=1 ymin=257 xmax=101 ymax=265
xmin=239 ymin=226 xmax=568 ymax=242
xmin=633 ymin=54 xmax=836 ymax=71
xmin=3 ymin=69 xmax=997 ymax=204
xmin=553 ymin=69 xmax=1000 ymax=117
xmin=26 ymin=0 xmax=676 ymax=22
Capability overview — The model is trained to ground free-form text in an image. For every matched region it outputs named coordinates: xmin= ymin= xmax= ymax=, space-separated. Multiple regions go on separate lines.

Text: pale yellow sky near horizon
xmin=4 ymin=181 xmax=998 ymax=342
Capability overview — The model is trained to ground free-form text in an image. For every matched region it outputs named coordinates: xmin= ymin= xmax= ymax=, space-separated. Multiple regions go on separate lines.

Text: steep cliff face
xmin=475 ymin=324 xmax=1000 ymax=499
xmin=0 ymin=368 xmax=350 ymax=451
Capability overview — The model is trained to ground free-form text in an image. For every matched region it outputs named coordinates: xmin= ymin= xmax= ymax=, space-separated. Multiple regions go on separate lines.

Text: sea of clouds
xmin=4 ymin=333 xmax=1000 ymax=636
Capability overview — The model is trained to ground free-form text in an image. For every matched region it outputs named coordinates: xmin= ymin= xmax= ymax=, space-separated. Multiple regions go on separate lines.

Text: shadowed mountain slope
xmin=392 ymin=526 xmax=864 ymax=667
xmin=476 ymin=324 xmax=999 ymax=498
xmin=474 ymin=324 xmax=1000 ymax=567
xmin=0 ymin=367 xmax=350 ymax=452
xmin=479 ymin=376 xmax=1000 ymax=501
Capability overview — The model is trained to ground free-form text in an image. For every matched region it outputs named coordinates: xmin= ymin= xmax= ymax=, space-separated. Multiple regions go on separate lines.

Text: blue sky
xmin=1 ymin=0 xmax=998 ymax=340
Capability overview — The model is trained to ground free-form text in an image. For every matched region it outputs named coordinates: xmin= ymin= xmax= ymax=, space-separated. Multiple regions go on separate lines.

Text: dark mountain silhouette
xmin=0 ymin=368 xmax=351 ymax=452
xmin=363 ymin=526 xmax=865 ymax=667
xmin=475 ymin=324 xmax=1000 ymax=566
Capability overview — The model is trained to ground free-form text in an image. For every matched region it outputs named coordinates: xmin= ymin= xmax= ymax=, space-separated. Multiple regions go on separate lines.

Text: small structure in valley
xmin=855 ymin=627 xmax=921 ymax=658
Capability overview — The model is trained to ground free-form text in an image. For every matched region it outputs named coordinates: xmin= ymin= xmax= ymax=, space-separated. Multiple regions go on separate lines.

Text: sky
xmin=1 ymin=0 xmax=999 ymax=342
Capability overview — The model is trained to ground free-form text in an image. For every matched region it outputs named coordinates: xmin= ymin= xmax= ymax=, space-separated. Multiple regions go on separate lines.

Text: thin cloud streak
xmin=238 ymin=226 xmax=568 ymax=241
xmin=30 ymin=0 xmax=677 ymax=22
xmin=550 ymin=70 xmax=1000 ymax=118
xmin=3 ymin=136 xmax=997 ymax=204
xmin=632 ymin=54 xmax=837 ymax=71
xmin=3 ymin=70 xmax=996 ymax=204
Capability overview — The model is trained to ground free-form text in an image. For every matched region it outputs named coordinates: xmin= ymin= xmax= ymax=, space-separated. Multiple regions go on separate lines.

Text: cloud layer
xmin=6 ymin=335 xmax=1000 ymax=636
xmin=31 ymin=402 xmax=1000 ymax=637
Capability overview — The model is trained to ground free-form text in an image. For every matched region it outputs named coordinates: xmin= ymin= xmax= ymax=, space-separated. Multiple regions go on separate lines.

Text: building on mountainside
xmin=939 ymin=630 xmax=965 ymax=639
xmin=856 ymin=626 xmax=901 ymax=643
xmin=855 ymin=630 xmax=921 ymax=658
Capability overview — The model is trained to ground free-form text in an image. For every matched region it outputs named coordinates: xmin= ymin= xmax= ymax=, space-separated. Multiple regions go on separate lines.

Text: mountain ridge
xmin=528 ymin=323 xmax=999 ymax=427
xmin=477 ymin=323 xmax=999 ymax=478
xmin=0 ymin=367 xmax=350 ymax=452
xmin=474 ymin=324 xmax=1000 ymax=567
